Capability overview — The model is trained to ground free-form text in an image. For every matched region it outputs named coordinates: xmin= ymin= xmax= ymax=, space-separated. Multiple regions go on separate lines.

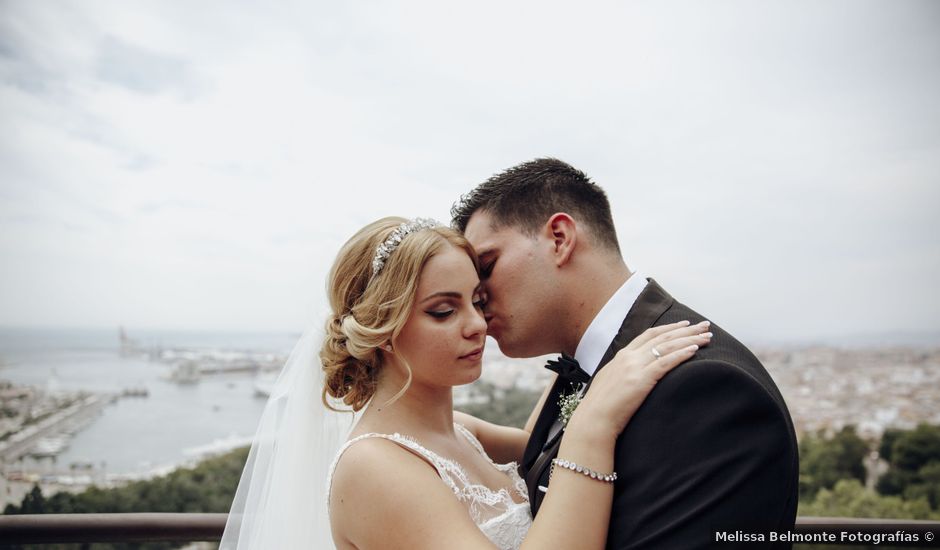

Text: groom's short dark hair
xmin=451 ymin=158 xmax=621 ymax=253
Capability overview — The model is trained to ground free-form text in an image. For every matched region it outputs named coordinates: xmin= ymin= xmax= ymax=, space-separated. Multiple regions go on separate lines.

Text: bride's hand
xmin=571 ymin=320 xmax=712 ymax=439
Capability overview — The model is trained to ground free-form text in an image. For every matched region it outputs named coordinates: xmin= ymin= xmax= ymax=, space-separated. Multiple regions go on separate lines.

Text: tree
xmin=877 ymin=423 xmax=940 ymax=510
xmin=800 ymin=479 xmax=939 ymax=521
xmin=799 ymin=426 xmax=869 ymax=500
xmin=902 ymin=460 xmax=940 ymax=510
xmin=892 ymin=424 xmax=940 ymax=471
xmin=4 ymin=446 xmax=250 ymax=517
xmin=455 ymin=381 xmax=541 ymax=428
xmin=18 ymin=485 xmax=46 ymax=514
xmin=879 ymin=427 xmax=903 ymax=463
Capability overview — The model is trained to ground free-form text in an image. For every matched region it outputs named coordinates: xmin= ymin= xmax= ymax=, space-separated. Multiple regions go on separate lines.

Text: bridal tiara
xmin=371 ymin=218 xmax=441 ymax=279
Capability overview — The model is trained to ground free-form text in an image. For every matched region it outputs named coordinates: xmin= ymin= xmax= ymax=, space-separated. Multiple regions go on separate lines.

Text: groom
xmin=452 ymin=158 xmax=799 ymax=549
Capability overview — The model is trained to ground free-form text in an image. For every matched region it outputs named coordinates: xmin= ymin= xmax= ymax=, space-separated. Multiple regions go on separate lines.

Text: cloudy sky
xmin=1 ymin=0 xmax=938 ymax=345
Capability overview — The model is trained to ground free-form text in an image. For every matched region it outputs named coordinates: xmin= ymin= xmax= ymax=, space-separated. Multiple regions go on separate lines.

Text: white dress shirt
xmin=573 ymin=270 xmax=648 ymax=376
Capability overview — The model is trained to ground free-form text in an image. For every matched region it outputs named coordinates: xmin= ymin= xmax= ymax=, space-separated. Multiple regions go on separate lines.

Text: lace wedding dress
xmin=327 ymin=423 xmax=533 ymax=550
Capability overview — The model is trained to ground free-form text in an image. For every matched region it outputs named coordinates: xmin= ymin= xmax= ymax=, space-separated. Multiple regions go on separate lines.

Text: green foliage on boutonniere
xmin=558 ymin=384 xmax=584 ymax=427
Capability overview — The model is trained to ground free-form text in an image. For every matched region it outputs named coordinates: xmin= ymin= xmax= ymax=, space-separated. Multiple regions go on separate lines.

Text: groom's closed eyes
xmin=477 ymin=251 xmax=496 ymax=279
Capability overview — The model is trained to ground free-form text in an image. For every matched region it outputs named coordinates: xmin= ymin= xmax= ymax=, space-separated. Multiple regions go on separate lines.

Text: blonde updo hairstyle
xmin=321 ymin=217 xmax=479 ymax=411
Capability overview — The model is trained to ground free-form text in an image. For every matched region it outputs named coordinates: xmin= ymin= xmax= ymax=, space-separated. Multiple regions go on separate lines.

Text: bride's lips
xmin=459 ymin=346 xmax=484 ymax=361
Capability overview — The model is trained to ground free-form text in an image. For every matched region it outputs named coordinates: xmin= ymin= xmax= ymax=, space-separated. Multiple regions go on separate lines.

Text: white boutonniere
xmin=557 ymin=383 xmax=585 ymax=427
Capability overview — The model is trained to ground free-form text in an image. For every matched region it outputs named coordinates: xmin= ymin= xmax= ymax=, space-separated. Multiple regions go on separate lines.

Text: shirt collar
xmin=574 ymin=270 xmax=648 ymax=376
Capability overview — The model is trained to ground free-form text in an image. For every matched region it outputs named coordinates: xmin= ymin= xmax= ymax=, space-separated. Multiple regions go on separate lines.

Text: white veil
xmin=219 ymin=327 xmax=360 ymax=549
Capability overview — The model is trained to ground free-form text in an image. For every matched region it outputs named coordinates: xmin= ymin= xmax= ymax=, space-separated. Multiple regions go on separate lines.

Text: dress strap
xmin=454 ymin=423 xmax=489 ymax=458
xmin=325 ymin=431 xmax=467 ymax=514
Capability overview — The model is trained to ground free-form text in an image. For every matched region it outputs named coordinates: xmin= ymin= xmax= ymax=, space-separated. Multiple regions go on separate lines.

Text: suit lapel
xmin=583 ymin=278 xmax=674 ymax=391
xmin=525 ymin=428 xmax=564 ymax=507
xmin=521 ymin=375 xmax=568 ymax=471
xmin=523 ymin=279 xmax=675 ymax=514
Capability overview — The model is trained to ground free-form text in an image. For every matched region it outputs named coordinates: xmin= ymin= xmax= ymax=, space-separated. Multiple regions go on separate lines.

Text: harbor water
xmin=0 ymin=327 xmax=299 ymax=475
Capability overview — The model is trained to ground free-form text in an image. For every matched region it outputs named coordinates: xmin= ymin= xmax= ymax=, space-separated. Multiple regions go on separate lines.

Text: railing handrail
xmin=0 ymin=512 xmax=225 ymax=543
xmin=0 ymin=514 xmax=937 ymax=546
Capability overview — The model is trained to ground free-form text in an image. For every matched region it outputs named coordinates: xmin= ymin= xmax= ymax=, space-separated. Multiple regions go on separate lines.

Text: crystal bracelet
xmin=550 ymin=458 xmax=617 ymax=483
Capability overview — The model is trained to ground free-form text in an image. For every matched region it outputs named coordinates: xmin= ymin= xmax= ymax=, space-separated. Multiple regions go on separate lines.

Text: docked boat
xmin=168 ymin=361 xmax=200 ymax=384
xmin=121 ymin=386 xmax=150 ymax=397
xmin=30 ymin=435 xmax=70 ymax=457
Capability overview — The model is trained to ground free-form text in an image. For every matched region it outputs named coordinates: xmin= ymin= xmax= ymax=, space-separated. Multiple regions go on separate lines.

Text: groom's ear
xmin=544 ymin=213 xmax=577 ymax=267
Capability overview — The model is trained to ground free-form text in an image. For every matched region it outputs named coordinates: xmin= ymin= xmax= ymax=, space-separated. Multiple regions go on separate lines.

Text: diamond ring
xmin=651 ymin=346 xmax=661 ymax=359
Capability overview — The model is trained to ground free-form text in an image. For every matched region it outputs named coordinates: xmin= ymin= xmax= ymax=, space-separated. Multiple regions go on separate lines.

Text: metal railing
xmin=0 ymin=513 xmax=223 ymax=544
xmin=0 ymin=514 xmax=938 ymax=546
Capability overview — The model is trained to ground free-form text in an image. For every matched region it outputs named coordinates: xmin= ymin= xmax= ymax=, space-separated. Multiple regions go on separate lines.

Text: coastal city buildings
xmin=1 ymin=343 xmax=938 ymax=509
xmin=758 ymin=346 xmax=940 ymax=439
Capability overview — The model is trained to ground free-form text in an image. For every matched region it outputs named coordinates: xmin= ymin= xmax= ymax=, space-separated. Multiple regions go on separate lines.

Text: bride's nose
xmin=464 ymin=307 xmax=487 ymax=338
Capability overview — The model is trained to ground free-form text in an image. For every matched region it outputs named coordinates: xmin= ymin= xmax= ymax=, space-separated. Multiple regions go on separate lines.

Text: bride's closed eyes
xmin=426 ymin=306 xmax=456 ymax=319
xmin=425 ymin=297 xmax=486 ymax=319
xmin=422 ymin=288 xmax=487 ymax=320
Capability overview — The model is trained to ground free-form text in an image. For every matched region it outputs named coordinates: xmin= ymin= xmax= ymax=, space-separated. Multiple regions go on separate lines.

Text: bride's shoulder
xmin=328 ymin=434 xmax=489 ymax=549
xmin=330 ymin=434 xmax=435 ymax=497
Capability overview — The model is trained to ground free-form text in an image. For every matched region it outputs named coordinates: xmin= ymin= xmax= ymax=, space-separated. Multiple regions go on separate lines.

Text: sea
xmin=0 ymin=327 xmax=300 ymax=475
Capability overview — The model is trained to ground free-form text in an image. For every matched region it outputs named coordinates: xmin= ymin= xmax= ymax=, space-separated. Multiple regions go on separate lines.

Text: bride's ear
xmin=545 ymin=213 xmax=577 ymax=267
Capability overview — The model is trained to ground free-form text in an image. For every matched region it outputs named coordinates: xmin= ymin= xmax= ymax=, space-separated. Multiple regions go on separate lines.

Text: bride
xmin=220 ymin=217 xmax=710 ymax=550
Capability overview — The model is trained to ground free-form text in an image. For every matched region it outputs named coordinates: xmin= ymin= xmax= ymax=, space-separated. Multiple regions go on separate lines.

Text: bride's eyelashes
xmin=425 ymin=296 xmax=486 ymax=319
xmin=426 ymin=298 xmax=460 ymax=319
xmin=427 ymin=309 xmax=455 ymax=319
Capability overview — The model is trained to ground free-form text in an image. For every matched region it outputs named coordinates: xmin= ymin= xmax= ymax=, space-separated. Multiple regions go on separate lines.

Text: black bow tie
xmin=544 ymin=353 xmax=590 ymax=385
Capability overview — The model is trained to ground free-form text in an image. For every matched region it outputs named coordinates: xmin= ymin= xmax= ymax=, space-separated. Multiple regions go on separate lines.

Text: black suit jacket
xmin=520 ymin=279 xmax=799 ymax=549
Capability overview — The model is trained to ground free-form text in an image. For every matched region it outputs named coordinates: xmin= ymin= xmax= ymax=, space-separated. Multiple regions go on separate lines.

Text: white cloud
xmin=1 ymin=0 xmax=938 ymax=343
